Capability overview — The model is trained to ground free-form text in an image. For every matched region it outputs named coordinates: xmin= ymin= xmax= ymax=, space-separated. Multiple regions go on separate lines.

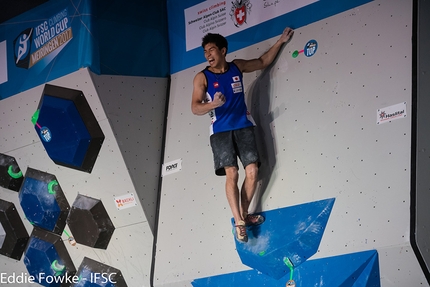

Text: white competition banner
xmin=0 ymin=41 xmax=7 ymax=85
xmin=184 ymin=0 xmax=318 ymax=51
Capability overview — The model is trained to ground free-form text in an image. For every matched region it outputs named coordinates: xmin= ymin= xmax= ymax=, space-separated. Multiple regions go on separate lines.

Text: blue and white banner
xmin=168 ymin=0 xmax=373 ymax=74
xmin=0 ymin=0 xmax=170 ymax=100
xmin=15 ymin=9 xmax=72 ymax=70
xmin=0 ymin=0 xmax=97 ymax=100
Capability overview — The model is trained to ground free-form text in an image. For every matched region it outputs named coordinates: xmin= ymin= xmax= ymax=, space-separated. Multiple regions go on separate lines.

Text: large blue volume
xmin=234 ymin=198 xmax=335 ymax=279
xmin=192 ymin=249 xmax=380 ymax=286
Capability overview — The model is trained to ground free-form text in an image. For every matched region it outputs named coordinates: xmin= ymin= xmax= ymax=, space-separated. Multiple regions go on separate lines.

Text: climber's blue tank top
xmin=203 ymin=62 xmax=255 ymax=135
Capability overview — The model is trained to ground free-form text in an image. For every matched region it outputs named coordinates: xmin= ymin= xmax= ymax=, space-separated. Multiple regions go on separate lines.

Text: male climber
xmin=191 ymin=27 xmax=294 ymax=242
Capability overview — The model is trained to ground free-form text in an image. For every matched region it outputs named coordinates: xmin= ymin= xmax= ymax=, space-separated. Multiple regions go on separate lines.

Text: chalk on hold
xmin=19 ymin=168 xmax=70 ymax=235
xmin=51 ymin=259 xmax=66 ymax=276
xmin=24 ymin=227 xmax=76 ymax=284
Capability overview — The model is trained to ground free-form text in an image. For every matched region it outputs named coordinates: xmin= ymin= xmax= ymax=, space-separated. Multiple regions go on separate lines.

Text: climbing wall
xmin=91 ymin=74 xmax=168 ymax=233
xmin=0 ymin=68 xmax=166 ymax=287
xmin=154 ymin=0 xmax=428 ymax=286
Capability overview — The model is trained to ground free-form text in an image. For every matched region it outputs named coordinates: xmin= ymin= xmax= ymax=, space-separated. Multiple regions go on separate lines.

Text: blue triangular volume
xmin=350 ymin=251 xmax=380 ymax=287
xmin=233 ymin=198 xmax=335 ymax=279
xmin=191 ymin=250 xmax=380 ymax=287
xmin=296 ymin=250 xmax=380 ymax=287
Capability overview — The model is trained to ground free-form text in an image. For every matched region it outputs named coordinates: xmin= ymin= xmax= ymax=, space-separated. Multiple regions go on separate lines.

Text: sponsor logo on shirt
xmin=231 ymin=82 xmax=242 ymax=93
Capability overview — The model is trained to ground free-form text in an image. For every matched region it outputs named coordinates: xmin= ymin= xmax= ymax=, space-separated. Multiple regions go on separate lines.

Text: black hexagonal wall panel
xmin=24 ymin=227 xmax=76 ymax=287
xmin=67 ymin=194 xmax=115 ymax=249
xmin=0 ymin=199 xmax=29 ymax=260
xmin=32 ymin=84 xmax=104 ymax=173
xmin=0 ymin=153 xmax=24 ymax=192
xmin=72 ymin=257 xmax=128 ymax=287
xmin=0 ymin=222 xmax=5 ymax=249
xmin=19 ymin=168 xmax=70 ymax=235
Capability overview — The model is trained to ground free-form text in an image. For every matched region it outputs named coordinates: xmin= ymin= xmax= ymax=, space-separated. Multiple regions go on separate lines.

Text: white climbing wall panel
xmin=155 ymin=0 xmax=427 ymax=286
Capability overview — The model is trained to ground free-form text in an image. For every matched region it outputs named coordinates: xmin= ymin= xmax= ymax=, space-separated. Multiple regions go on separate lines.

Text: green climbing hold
xmin=7 ymin=165 xmax=23 ymax=179
xmin=31 ymin=110 xmax=40 ymax=125
xmin=283 ymin=257 xmax=294 ymax=269
xmin=51 ymin=260 xmax=65 ymax=276
xmin=283 ymin=257 xmax=294 ymax=281
xmin=48 ymin=180 xmax=58 ymax=194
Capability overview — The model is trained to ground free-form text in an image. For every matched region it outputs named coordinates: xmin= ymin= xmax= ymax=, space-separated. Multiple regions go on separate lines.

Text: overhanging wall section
xmin=91 ymin=73 xmax=168 ymax=233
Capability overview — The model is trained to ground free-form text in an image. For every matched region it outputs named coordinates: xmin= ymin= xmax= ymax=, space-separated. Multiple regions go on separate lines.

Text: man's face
xmin=203 ymin=43 xmax=225 ymax=67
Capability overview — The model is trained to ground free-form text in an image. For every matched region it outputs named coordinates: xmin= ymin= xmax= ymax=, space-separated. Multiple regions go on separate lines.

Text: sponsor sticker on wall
xmin=377 ymin=102 xmax=407 ymax=124
xmin=162 ymin=158 xmax=182 ymax=177
xmin=114 ymin=193 xmax=137 ymax=210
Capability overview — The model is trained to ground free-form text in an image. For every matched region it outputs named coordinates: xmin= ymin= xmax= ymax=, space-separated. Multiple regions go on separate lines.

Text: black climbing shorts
xmin=209 ymin=127 xmax=260 ymax=176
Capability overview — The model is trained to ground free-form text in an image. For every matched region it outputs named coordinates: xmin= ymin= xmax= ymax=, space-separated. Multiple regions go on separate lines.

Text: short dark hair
xmin=201 ymin=33 xmax=228 ymax=54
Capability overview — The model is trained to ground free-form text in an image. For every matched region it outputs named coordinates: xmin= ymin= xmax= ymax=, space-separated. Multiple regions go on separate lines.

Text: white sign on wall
xmin=184 ymin=0 xmax=318 ymax=51
xmin=114 ymin=193 xmax=137 ymax=210
xmin=0 ymin=41 xmax=8 ymax=85
xmin=162 ymin=158 xmax=182 ymax=177
xmin=377 ymin=102 xmax=407 ymax=124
